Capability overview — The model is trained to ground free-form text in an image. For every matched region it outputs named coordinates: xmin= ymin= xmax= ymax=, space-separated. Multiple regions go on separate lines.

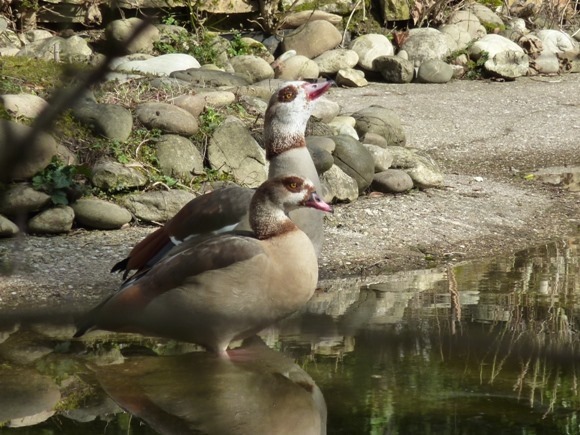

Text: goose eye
xmin=289 ymin=182 xmax=297 ymax=190
xmin=278 ymin=86 xmax=298 ymax=102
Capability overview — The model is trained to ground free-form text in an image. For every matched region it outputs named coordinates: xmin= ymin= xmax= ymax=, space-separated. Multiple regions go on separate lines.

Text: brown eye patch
xmin=277 ymin=86 xmax=298 ymax=103
xmin=283 ymin=176 xmax=303 ymax=192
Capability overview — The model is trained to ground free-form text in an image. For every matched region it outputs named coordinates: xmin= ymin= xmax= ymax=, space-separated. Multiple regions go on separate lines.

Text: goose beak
xmin=303 ymin=80 xmax=333 ymax=101
xmin=304 ymin=192 xmax=333 ymax=213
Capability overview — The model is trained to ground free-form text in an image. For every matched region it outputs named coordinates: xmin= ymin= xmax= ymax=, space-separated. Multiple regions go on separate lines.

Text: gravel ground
xmin=1 ymin=74 xmax=579 ymax=312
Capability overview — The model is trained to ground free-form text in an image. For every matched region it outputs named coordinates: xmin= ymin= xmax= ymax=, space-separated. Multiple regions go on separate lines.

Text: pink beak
xmin=303 ymin=80 xmax=333 ymax=101
xmin=304 ymin=192 xmax=333 ymax=213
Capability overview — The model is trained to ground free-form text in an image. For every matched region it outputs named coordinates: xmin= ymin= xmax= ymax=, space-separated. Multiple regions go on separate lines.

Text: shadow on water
xmin=0 ymin=236 xmax=578 ymax=434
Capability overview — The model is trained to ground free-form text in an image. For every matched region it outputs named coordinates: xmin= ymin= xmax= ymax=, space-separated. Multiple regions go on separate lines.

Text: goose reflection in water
xmin=93 ymin=337 xmax=327 ymax=435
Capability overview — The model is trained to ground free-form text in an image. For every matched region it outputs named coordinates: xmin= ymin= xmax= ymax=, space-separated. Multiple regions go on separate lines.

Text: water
xmin=0 ymin=237 xmax=578 ymax=434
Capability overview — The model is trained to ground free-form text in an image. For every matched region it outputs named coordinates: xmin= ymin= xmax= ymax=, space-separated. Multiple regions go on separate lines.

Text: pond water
xmin=0 ymin=236 xmax=578 ymax=434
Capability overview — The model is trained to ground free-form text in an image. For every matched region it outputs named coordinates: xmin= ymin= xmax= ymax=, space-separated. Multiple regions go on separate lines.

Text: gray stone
xmin=307 ymin=141 xmax=334 ymax=174
xmin=532 ymin=51 xmax=560 ymax=74
xmin=306 ymin=136 xmax=336 ymax=154
xmin=120 ymin=190 xmax=195 ymax=223
xmin=16 ymin=36 xmax=93 ymax=62
xmin=363 ymin=144 xmax=393 ymax=172
xmin=349 ymin=34 xmax=395 ymax=71
xmin=0 ymin=184 xmax=50 ymax=215
xmin=373 ymin=55 xmax=414 ymax=83
xmin=531 ymin=166 xmax=580 ymax=191
xmin=335 ymin=68 xmax=368 ymax=87
xmin=439 ymin=24 xmax=473 ymax=51
xmin=20 ymin=29 xmax=53 ymax=44
xmin=470 ymin=34 xmax=529 ymax=78
xmin=320 ymin=164 xmax=359 ymax=203
xmin=332 ymin=135 xmax=375 ymax=192
xmin=28 ymin=205 xmax=74 ymax=234
xmin=0 ymin=214 xmax=19 ymax=236
xmin=72 ymin=198 xmax=132 ymax=230
xmin=0 ymin=29 xmax=21 ymax=50
xmin=371 ymin=169 xmax=414 ymax=193
xmin=361 ymin=132 xmax=389 ymax=148
xmin=401 ymin=28 xmax=452 ymax=64
xmin=91 ymin=160 xmax=148 ymax=191
xmin=311 ymin=97 xmax=340 ymax=123
xmin=328 ymin=116 xmax=359 ymax=139
xmin=281 ymin=10 xmax=342 ymax=28
xmin=207 ymin=117 xmax=267 ymax=188
xmin=388 ymin=146 xmax=444 ymax=188
xmin=170 ymin=68 xmax=251 ymax=87
xmin=230 ymin=55 xmax=274 ymax=83
xmin=467 ymin=3 xmax=504 ymax=28
xmin=173 ymin=91 xmax=236 ymax=117
xmin=274 ymin=54 xmax=320 ymax=80
xmin=155 ymin=134 xmax=204 ymax=181
xmin=73 ymin=102 xmax=133 ymax=141
xmin=416 ymin=59 xmax=454 ymax=83
xmin=0 ymin=94 xmax=47 ymax=119
xmin=448 ymin=10 xmax=487 ymax=39
xmin=114 ymin=53 xmax=201 ymax=76
xmin=135 ymin=102 xmax=199 ymax=136
xmin=313 ymin=49 xmax=359 ymax=74
xmin=281 ymin=20 xmax=342 ymax=59
xmin=105 ymin=18 xmax=160 ymax=54
xmin=0 ymin=120 xmax=58 ymax=180
xmin=535 ymin=29 xmax=579 ymax=55
xmin=351 ymin=106 xmax=406 ymax=147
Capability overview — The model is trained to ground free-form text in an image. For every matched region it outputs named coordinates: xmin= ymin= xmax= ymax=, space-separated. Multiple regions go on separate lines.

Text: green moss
xmin=481 ymin=20 xmax=505 ymax=33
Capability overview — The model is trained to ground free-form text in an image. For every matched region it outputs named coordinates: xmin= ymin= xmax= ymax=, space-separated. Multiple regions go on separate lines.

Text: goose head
xmin=264 ymin=80 xmax=333 ymax=159
xmin=250 ymin=175 xmax=332 ymax=239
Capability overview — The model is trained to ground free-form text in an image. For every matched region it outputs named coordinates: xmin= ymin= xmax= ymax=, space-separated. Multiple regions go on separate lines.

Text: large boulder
xmin=332 ymin=135 xmax=375 ymax=193
xmin=282 ymin=20 xmax=342 ymax=59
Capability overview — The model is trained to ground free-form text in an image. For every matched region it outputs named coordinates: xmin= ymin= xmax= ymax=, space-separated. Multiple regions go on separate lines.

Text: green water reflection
xmin=0 ymin=237 xmax=578 ymax=434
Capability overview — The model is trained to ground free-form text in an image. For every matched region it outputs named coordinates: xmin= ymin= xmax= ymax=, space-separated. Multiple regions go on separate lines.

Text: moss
xmin=481 ymin=20 xmax=505 ymax=33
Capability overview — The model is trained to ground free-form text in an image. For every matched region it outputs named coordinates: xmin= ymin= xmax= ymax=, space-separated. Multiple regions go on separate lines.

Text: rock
xmin=313 ymin=49 xmax=359 ymax=75
xmin=335 ymin=68 xmax=368 ymax=87
xmin=27 ymin=206 xmax=74 ymax=234
xmin=0 ymin=184 xmax=51 ymax=215
xmin=416 ymin=59 xmax=454 ymax=83
xmin=0 ymin=214 xmax=19 ymax=236
xmin=307 ymin=140 xmax=335 ymax=174
xmin=388 ymin=146 xmax=444 ymax=188
xmin=371 ymin=169 xmax=414 ymax=193
xmin=0 ymin=94 xmax=47 ymax=119
xmin=274 ymin=54 xmax=320 ymax=80
xmin=535 ymin=29 xmax=579 ymax=55
xmin=135 ymin=102 xmax=199 ymax=136
xmin=348 ymin=34 xmax=394 ymax=72
xmin=72 ymin=102 xmax=133 ymax=142
xmin=470 ymin=34 xmax=529 ymax=78
xmin=306 ymin=136 xmax=336 ymax=154
xmin=207 ymin=117 xmax=267 ymax=188
xmin=155 ymin=135 xmax=204 ymax=181
xmin=281 ymin=10 xmax=342 ymax=29
xmin=531 ymin=166 xmax=580 ymax=191
xmin=439 ymin=24 xmax=473 ymax=52
xmin=72 ymin=198 xmax=132 ymax=229
xmin=401 ymin=28 xmax=452 ymax=64
xmin=320 ymin=164 xmax=359 ymax=203
xmin=120 ymin=190 xmax=195 ymax=223
xmin=170 ymin=68 xmax=251 ymax=87
xmin=531 ymin=51 xmax=560 ymax=74
xmin=20 ymin=30 xmax=58 ymax=44
xmin=351 ymin=106 xmax=406 ymax=147
xmin=448 ymin=9 xmax=487 ymax=39
xmin=114 ymin=53 xmax=201 ymax=76
xmin=363 ymin=144 xmax=393 ymax=172
xmin=373 ymin=55 xmax=414 ymax=83
xmin=328 ymin=116 xmax=359 ymax=139
xmin=16 ymin=36 xmax=93 ymax=62
xmin=91 ymin=160 xmax=148 ymax=191
xmin=361 ymin=132 xmax=389 ymax=148
xmin=230 ymin=55 xmax=275 ymax=83
xmin=467 ymin=3 xmax=504 ymax=29
xmin=0 ymin=120 xmax=58 ymax=180
xmin=332 ymin=135 xmax=375 ymax=192
xmin=173 ymin=91 xmax=236 ymax=117
xmin=311 ymin=97 xmax=340 ymax=123
xmin=281 ymin=20 xmax=342 ymax=59
xmin=105 ymin=18 xmax=160 ymax=54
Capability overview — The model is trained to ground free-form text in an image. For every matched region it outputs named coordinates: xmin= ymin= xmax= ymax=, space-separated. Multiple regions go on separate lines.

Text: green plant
xmin=466 ymin=51 xmax=490 ymax=80
xmin=227 ymin=31 xmax=267 ymax=57
xmin=32 ymin=160 xmax=90 ymax=205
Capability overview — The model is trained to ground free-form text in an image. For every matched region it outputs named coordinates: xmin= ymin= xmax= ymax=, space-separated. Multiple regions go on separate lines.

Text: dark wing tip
xmin=110 ymin=258 xmax=129 ymax=275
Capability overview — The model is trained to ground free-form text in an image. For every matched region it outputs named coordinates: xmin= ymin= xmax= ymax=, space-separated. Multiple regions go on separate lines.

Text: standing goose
xmin=112 ymin=80 xmax=332 ymax=280
xmin=75 ymin=176 xmax=333 ymax=356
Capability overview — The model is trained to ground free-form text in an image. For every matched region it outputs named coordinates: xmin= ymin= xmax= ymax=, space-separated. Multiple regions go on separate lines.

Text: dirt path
xmin=1 ymin=75 xmax=579 ymax=310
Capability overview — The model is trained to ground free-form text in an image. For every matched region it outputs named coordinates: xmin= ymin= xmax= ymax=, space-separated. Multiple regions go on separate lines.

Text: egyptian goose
xmin=111 ymin=80 xmax=332 ymax=279
xmin=75 ymin=175 xmax=333 ymax=356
